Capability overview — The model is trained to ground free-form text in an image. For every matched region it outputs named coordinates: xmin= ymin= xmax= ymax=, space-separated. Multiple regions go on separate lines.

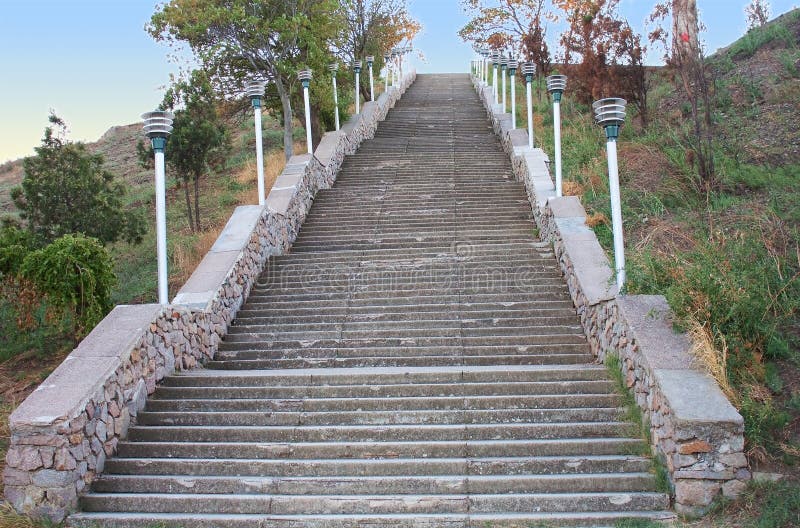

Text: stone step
xmin=230 ymin=315 xmax=580 ymax=331
xmin=113 ymin=439 xmax=644 ymax=461
xmin=233 ymin=303 xmax=578 ymax=319
xmin=126 ymin=423 xmax=639 ymax=443
xmin=214 ymin=344 xmax=592 ymax=361
xmin=218 ymin=336 xmax=587 ymax=353
xmin=162 ymin=365 xmax=609 ymax=386
xmin=144 ymin=394 xmax=622 ymax=412
xmin=91 ymin=471 xmax=657 ymax=495
xmin=134 ymin=407 xmax=625 ymax=427
xmin=103 ymin=454 xmax=652 ymax=477
xmin=205 ymin=354 xmax=593 ymax=370
xmin=70 ymin=511 xmax=675 ymax=528
xmin=80 ymin=491 xmax=670 ymax=515
xmin=152 ymin=380 xmax=618 ymax=400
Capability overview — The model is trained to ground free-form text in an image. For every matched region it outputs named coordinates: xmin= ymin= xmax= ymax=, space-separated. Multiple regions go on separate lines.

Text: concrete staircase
xmin=70 ymin=74 xmax=672 ymax=527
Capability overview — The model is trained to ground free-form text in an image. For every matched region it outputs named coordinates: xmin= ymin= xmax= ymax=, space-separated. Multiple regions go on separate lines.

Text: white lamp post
xmin=329 ymin=63 xmax=340 ymax=131
xmin=481 ymin=48 xmax=490 ymax=84
xmin=508 ymin=58 xmax=518 ymax=129
xmin=491 ymin=51 xmax=500 ymax=105
xmin=298 ymin=69 xmax=313 ymax=154
xmin=142 ymin=110 xmax=174 ymax=306
xmin=245 ymin=79 xmax=268 ymax=206
xmin=366 ymin=56 xmax=375 ymax=101
xmin=500 ymin=55 xmax=508 ymax=114
xmin=546 ymin=75 xmax=567 ymax=198
xmin=522 ymin=62 xmax=536 ymax=149
xmin=594 ymin=97 xmax=628 ymax=290
xmin=352 ymin=60 xmax=362 ymax=114
xmin=383 ymin=53 xmax=391 ymax=90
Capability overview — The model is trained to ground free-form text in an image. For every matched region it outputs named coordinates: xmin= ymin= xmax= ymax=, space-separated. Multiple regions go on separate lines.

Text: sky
xmin=0 ymin=0 xmax=798 ymax=163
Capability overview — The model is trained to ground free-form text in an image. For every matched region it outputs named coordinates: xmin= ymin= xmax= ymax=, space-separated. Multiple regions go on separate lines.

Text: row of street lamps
xmin=471 ymin=49 xmax=629 ymax=290
xmin=142 ymin=50 xmax=413 ymax=305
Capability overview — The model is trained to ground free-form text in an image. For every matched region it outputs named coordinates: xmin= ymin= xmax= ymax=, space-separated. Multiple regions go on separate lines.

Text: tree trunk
xmin=310 ymin=103 xmax=324 ymax=148
xmin=672 ymin=0 xmax=700 ymax=61
xmin=275 ymin=76 xmax=294 ymax=161
xmin=183 ymin=179 xmax=195 ymax=232
xmin=193 ymin=173 xmax=201 ymax=231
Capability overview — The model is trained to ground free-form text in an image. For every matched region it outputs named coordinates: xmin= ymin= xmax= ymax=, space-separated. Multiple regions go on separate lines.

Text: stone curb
xmin=2 ymin=73 xmax=418 ymax=522
xmin=470 ymin=74 xmax=747 ymax=517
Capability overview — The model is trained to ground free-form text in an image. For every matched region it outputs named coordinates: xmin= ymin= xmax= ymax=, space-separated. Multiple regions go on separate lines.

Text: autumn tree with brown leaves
xmin=554 ymin=0 xmax=649 ymax=125
xmin=459 ymin=0 xmax=553 ymax=84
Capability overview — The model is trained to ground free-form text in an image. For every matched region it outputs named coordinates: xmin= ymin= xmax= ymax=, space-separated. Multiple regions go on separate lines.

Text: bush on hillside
xmin=19 ymin=234 xmax=116 ymax=338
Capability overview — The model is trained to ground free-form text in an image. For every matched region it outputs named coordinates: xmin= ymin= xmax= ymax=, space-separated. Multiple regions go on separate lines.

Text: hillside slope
xmin=529 ymin=9 xmax=800 ymax=482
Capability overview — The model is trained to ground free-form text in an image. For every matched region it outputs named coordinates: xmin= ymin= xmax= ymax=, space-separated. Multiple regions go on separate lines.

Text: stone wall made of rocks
xmin=471 ymin=74 xmax=748 ymax=517
xmin=3 ymin=73 xmax=416 ymax=522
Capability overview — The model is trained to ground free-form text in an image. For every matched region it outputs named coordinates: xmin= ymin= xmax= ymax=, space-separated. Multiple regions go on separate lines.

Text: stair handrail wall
xmin=2 ymin=73 xmax=417 ymax=522
xmin=470 ymin=72 xmax=748 ymax=517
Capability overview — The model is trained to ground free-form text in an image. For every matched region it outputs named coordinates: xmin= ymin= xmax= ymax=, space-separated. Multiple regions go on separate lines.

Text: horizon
xmin=1 ymin=0 xmax=797 ymax=164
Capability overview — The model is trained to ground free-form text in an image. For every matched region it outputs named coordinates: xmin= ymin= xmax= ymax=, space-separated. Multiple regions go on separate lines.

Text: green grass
xmin=728 ymin=11 xmax=800 ymax=59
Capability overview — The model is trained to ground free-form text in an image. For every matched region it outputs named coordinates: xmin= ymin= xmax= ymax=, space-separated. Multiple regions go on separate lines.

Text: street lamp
xmin=245 ymin=78 xmax=268 ymax=206
xmin=329 ymin=63 xmax=340 ymax=131
xmin=522 ymin=62 xmax=536 ymax=149
xmin=500 ymin=54 xmax=508 ymax=113
xmin=383 ymin=53 xmax=391 ymax=90
xmin=142 ymin=110 xmax=174 ymax=306
xmin=508 ymin=58 xmax=518 ymax=129
xmin=593 ymin=97 xmax=628 ymax=289
xmin=490 ymin=51 xmax=500 ymax=105
xmin=480 ymin=48 xmax=490 ymax=84
xmin=352 ymin=60 xmax=362 ymax=114
xmin=366 ymin=55 xmax=375 ymax=101
xmin=546 ymin=74 xmax=567 ymax=198
xmin=298 ymin=69 xmax=313 ymax=154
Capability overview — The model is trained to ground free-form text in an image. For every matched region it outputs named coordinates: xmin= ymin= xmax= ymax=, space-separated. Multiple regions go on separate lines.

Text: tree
xmin=149 ymin=0 xmax=342 ymax=161
xmin=649 ymin=0 xmax=717 ymax=194
xmin=338 ymin=0 xmax=421 ymax=101
xmin=11 ymin=114 xmax=144 ymax=245
xmin=20 ymin=233 xmax=116 ymax=336
xmin=163 ymin=70 xmax=229 ymax=232
xmin=745 ymin=0 xmax=771 ymax=29
xmin=610 ymin=24 xmax=650 ymax=127
xmin=460 ymin=1 xmax=552 ymax=72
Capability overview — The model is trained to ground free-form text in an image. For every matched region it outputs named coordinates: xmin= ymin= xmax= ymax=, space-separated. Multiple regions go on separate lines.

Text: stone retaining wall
xmin=2 ymin=73 xmax=416 ymax=522
xmin=471 ymin=75 xmax=748 ymax=517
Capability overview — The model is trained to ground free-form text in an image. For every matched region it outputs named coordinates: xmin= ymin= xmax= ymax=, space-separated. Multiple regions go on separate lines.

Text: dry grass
xmin=171 ymin=141 xmax=303 ymax=286
xmin=688 ymin=319 xmax=738 ymax=404
xmin=562 ymin=180 xmax=585 ymax=197
xmin=585 ymin=212 xmax=609 ymax=228
xmin=0 ymin=503 xmax=49 ymax=528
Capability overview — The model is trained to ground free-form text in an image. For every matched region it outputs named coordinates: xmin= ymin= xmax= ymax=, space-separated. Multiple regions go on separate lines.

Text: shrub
xmin=20 ymin=234 xmax=116 ymax=335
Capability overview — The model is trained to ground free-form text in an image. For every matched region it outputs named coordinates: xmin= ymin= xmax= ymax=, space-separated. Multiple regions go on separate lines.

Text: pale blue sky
xmin=0 ymin=0 xmax=797 ymax=163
